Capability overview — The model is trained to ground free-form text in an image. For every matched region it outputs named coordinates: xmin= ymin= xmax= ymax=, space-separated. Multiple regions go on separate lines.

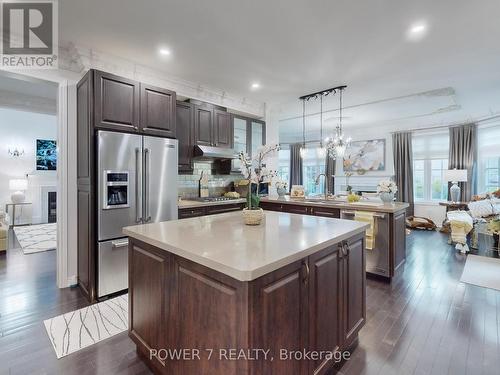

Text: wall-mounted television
xmin=36 ymin=139 xmax=57 ymax=171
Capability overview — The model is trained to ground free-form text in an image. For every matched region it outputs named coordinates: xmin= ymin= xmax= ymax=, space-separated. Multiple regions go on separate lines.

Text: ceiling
xmin=60 ymin=0 xmax=500 ymax=135
xmin=0 ymin=72 xmax=58 ymax=100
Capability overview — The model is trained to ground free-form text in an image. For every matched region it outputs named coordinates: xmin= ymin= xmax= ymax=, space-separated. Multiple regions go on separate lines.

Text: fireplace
xmin=48 ymin=191 xmax=57 ymax=223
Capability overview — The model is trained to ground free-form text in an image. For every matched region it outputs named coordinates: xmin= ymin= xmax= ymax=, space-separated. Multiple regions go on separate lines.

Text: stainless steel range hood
xmin=193 ymin=145 xmax=237 ymax=160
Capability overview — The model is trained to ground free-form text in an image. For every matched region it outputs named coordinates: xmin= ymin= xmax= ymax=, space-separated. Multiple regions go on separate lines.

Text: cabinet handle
xmin=133 ymin=126 xmax=139 ymax=131
xmin=302 ymin=260 xmax=310 ymax=285
xmin=338 ymin=243 xmax=344 ymax=259
xmin=342 ymin=242 xmax=350 ymax=257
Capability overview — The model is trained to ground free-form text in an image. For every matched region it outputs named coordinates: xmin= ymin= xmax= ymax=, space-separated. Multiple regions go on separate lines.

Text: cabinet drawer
xmin=283 ymin=204 xmax=310 ymax=215
xmin=206 ymin=204 xmax=243 ymax=215
xmin=178 ymin=208 xmax=205 ymax=219
xmin=260 ymin=202 xmax=283 ymax=212
xmin=311 ymin=207 xmax=340 ymax=218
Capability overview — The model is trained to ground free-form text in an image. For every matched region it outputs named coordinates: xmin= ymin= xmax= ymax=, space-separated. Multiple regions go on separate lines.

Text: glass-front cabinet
xmin=231 ymin=115 xmax=266 ymax=172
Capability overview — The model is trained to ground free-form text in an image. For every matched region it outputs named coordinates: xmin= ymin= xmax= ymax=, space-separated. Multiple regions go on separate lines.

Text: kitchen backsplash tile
xmin=178 ymin=162 xmax=241 ymax=199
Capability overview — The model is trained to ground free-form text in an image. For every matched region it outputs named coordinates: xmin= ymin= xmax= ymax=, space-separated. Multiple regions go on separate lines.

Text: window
xmin=302 ymin=148 xmax=325 ymax=195
xmin=277 ymin=149 xmax=290 ymax=183
xmin=412 ymin=131 xmax=449 ymax=202
xmin=277 ymin=147 xmax=326 ymax=195
xmin=478 ymin=125 xmax=500 ymax=193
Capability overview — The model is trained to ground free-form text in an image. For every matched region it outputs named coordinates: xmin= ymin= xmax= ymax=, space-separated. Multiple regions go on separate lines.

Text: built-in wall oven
xmin=97 ymin=131 xmax=178 ymax=298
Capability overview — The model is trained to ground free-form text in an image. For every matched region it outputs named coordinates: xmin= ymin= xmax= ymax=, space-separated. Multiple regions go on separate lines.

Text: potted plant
xmin=377 ymin=180 xmax=398 ymax=203
xmin=239 ymin=144 xmax=279 ymax=225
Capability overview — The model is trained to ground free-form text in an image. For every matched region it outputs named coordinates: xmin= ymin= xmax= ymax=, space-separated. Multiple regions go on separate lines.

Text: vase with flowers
xmin=238 ymin=144 xmax=280 ymax=225
xmin=275 ymin=180 xmax=288 ymax=198
xmin=377 ymin=180 xmax=398 ymax=203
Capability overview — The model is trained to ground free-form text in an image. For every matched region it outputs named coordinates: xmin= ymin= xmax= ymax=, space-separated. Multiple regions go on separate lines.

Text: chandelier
xmin=298 ymin=85 xmax=350 ymax=160
xmin=325 ymin=85 xmax=350 ymax=159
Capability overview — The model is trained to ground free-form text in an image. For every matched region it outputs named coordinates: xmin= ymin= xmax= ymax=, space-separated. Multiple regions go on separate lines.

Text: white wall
xmin=0 ymin=108 xmax=57 ymax=224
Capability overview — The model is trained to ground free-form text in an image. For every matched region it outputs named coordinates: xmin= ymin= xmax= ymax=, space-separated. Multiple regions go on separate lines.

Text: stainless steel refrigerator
xmin=97 ymin=130 xmax=178 ymax=298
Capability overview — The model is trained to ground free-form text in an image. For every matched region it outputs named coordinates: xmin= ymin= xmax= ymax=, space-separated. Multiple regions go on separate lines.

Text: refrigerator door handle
xmin=135 ymin=147 xmax=142 ymax=223
xmin=144 ymin=147 xmax=151 ymax=222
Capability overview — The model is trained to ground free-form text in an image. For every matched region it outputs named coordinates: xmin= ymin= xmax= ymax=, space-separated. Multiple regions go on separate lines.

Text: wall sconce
xmin=8 ymin=147 xmax=24 ymax=157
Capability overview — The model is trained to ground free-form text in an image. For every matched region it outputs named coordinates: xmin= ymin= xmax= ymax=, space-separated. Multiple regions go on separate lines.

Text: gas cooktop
xmin=192 ymin=197 xmax=240 ymax=202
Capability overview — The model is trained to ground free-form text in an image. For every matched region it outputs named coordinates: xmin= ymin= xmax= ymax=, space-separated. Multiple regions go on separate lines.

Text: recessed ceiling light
xmin=251 ymin=82 xmax=260 ymax=90
xmin=407 ymin=21 xmax=428 ymax=41
xmin=158 ymin=48 xmax=171 ymax=56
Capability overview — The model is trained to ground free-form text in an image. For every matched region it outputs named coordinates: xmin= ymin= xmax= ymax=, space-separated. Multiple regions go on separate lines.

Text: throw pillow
xmin=468 ymin=199 xmax=494 ymax=218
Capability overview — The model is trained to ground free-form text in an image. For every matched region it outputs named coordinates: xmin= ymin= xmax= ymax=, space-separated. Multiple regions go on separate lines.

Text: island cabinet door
xmin=128 ymin=239 xmax=171 ymax=373
xmin=307 ymin=244 xmax=342 ymax=374
xmin=170 ymin=257 xmax=249 ymax=375
xmin=250 ymin=260 xmax=309 ymax=375
xmin=342 ymin=235 xmax=366 ymax=347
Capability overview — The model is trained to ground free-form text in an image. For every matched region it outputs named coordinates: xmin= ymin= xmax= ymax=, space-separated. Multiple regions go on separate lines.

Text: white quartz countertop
xmin=123 ymin=211 xmax=368 ymax=281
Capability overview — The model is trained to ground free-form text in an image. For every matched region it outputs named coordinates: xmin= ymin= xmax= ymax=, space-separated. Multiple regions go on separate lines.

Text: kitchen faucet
xmin=314 ymin=173 xmax=329 ymax=200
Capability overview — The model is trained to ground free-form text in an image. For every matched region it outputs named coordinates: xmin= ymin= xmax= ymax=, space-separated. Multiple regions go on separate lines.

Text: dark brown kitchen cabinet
xmin=77 ymin=69 xmax=178 ymax=303
xmin=129 ymin=232 xmax=365 ymax=375
xmin=251 ymin=260 xmax=310 ymax=375
xmin=139 ymin=83 xmax=176 ymax=138
xmin=213 ymin=109 xmax=233 ymax=148
xmin=283 ymin=204 xmax=310 ymax=215
xmin=178 ymin=203 xmax=245 ymax=218
xmin=94 ymin=70 xmax=140 ymax=132
xmin=194 ymin=105 xmax=214 ymax=146
xmin=231 ymin=114 xmax=266 ymax=172
xmin=176 ymin=101 xmax=194 ymax=173
xmin=308 ymin=245 xmax=342 ymax=374
xmin=310 ymin=206 xmax=340 ymax=218
xmin=342 ymin=236 xmax=366 ymax=346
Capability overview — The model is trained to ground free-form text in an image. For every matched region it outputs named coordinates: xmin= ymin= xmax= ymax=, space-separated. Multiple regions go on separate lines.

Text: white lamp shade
xmin=443 ymin=169 xmax=467 ymax=182
xmin=9 ymin=179 xmax=28 ymax=191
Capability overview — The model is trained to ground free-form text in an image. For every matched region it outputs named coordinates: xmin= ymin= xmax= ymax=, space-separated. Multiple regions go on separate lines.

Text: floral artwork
xmin=343 ymin=139 xmax=385 ymax=172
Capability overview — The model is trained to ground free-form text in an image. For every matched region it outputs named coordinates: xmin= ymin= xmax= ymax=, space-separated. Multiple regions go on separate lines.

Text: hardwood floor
xmin=340 ymin=230 xmax=500 ymax=375
xmin=0 ymin=232 xmax=149 ymax=375
xmin=0 ymin=229 xmax=498 ymax=374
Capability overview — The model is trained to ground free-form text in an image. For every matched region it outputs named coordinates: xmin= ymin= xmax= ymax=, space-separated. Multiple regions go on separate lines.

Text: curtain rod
xmin=390 ymin=114 xmax=500 ymax=134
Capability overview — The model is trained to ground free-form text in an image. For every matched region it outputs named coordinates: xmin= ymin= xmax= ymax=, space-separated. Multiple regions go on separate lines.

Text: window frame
xmin=413 ymin=158 xmax=449 ymax=203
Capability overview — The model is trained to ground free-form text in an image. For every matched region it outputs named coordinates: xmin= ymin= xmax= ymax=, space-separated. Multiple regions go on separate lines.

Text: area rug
xmin=13 ymin=223 xmax=57 ymax=254
xmin=460 ymin=254 xmax=500 ymax=291
xmin=43 ymin=294 xmax=128 ymax=359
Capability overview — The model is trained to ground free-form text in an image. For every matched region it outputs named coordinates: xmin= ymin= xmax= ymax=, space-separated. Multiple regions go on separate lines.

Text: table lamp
xmin=443 ymin=169 xmax=467 ymax=203
xmin=9 ymin=179 xmax=28 ymax=203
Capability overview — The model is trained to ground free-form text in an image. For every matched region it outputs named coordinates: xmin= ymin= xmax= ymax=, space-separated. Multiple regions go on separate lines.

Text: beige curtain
xmin=392 ymin=132 xmax=414 ymax=216
xmin=289 ymin=144 xmax=303 ymax=190
xmin=448 ymin=124 xmax=477 ymax=201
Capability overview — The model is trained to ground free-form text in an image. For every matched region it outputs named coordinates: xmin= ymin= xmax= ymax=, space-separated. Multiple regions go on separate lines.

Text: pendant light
xmin=300 ymin=99 xmax=307 ymax=158
xmin=298 ymin=85 xmax=349 ymax=160
xmin=316 ymin=94 xmax=327 ymax=158
xmin=326 ymin=86 xmax=351 ymax=159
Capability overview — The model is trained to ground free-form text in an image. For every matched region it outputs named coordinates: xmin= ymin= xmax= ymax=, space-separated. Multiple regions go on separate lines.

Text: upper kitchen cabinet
xmin=139 ymin=83 xmax=176 ymax=138
xmin=93 ymin=70 xmax=176 ymax=138
xmin=176 ymin=101 xmax=194 ymax=173
xmin=231 ymin=115 xmax=266 ymax=172
xmin=213 ymin=109 xmax=233 ymax=148
xmin=94 ymin=70 xmax=140 ymax=132
xmin=194 ymin=104 xmax=214 ymax=146
xmin=250 ymin=119 xmax=266 ymax=156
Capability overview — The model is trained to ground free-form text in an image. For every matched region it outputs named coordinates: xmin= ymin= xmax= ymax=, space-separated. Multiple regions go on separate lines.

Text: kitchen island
xmin=123 ymin=211 xmax=368 ymax=375
xmin=261 ymin=197 xmax=409 ymax=281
